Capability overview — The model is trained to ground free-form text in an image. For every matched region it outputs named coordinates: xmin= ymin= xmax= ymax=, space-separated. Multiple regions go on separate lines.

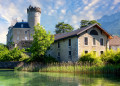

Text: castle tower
xmin=27 ymin=5 xmax=41 ymax=28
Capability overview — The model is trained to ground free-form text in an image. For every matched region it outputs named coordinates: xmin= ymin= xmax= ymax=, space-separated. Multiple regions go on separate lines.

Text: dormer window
xmin=90 ymin=30 xmax=98 ymax=35
xmin=21 ymin=24 xmax=23 ymax=28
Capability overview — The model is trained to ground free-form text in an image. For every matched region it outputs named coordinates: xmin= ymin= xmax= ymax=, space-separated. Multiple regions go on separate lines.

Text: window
xmin=25 ymin=36 xmax=27 ymax=40
xmin=58 ymin=42 xmax=60 ymax=48
xmin=21 ymin=24 xmax=23 ymax=28
xmin=68 ymin=39 xmax=71 ymax=46
xmin=84 ymin=37 xmax=88 ymax=45
xmin=93 ymin=38 xmax=96 ymax=45
xmin=90 ymin=30 xmax=98 ymax=35
xmin=58 ymin=52 xmax=60 ymax=57
xmin=25 ymin=31 xmax=27 ymax=34
xmin=69 ymin=51 xmax=71 ymax=56
xmin=100 ymin=51 xmax=103 ymax=55
xmin=85 ymin=51 xmax=88 ymax=54
xmin=17 ymin=36 xmax=19 ymax=40
xmin=100 ymin=38 xmax=104 ymax=45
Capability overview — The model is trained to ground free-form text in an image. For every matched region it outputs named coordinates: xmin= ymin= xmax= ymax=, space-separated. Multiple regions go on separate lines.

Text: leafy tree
xmin=80 ymin=20 xmax=101 ymax=28
xmin=55 ymin=22 xmax=74 ymax=34
xmin=30 ymin=24 xmax=54 ymax=62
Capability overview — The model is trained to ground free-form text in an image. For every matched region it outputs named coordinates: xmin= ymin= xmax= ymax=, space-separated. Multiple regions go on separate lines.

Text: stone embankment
xmin=0 ymin=62 xmax=21 ymax=69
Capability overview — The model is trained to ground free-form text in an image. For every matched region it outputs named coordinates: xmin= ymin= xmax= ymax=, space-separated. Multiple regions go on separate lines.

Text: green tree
xmin=30 ymin=24 xmax=54 ymax=62
xmin=80 ymin=20 xmax=101 ymax=28
xmin=55 ymin=22 xmax=74 ymax=34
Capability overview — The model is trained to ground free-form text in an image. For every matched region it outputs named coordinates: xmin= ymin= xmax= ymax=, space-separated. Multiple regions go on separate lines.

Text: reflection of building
xmin=7 ymin=5 xmax=41 ymax=49
xmin=109 ymin=35 xmax=120 ymax=50
xmin=47 ymin=24 xmax=112 ymax=62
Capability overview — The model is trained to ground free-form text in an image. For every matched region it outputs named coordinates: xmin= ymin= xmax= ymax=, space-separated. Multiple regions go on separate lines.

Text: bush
xmin=44 ymin=55 xmax=58 ymax=63
xmin=0 ymin=45 xmax=9 ymax=61
xmin=78 ymin=51 xmax=102 ymax=65
xmin=19 ymin=53 xmax=30 ymax=61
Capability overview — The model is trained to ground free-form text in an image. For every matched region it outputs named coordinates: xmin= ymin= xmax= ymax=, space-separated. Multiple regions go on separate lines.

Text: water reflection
xmin=0 ymin=70 xmax=120 ymax=86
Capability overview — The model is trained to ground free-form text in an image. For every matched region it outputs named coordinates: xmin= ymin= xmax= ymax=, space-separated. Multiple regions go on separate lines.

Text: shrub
xmin=101 ymin=49 xmax=116 ymax=64
xmin=78 ymin=51 xmax=102 ymax=65
xmin=0 ymin=45 xmax=9 ymax=61
xmin=44 ymin=55 xmax=58 ymax=63
xmin=19 ymin=53 xmax=30 ymax=61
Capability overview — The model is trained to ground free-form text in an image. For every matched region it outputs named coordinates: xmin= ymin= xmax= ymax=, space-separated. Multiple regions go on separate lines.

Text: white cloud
xmin=61 ymin=9 xmax=66 ymax=14
xmin=48 ymin=9 xmax=56 ymax=16
xmin=113 ymin=0 xmax=120 ymax=5
xmin=59 ymin=16 xmax=64 ymax=20
xmin=55 ymin=0 xmax=65 ymax=9
xmin=71 ymin=15 xmax=78 ymax=24
xmin=75 ymin=7 xmax=81 ymax=12
xmin=27 ymin=0 xmax=42 ymax=8
xmin=82 ymin=0 xmax=89 ymax=4
xmin=84 ymin=0 xmax=100 ymax=11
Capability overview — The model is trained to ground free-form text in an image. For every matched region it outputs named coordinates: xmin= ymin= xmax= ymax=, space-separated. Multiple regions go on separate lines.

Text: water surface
xmin=0 ymin=70 xmax=120 ymax=86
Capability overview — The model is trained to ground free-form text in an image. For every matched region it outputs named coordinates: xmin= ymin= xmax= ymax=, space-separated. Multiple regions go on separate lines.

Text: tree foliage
xmin=55 ymin=22 xmax=74 ymax=34
xmin=30 ymin=24 xmax=54 ymax=62
xmin=80 ymin=20 xmax=101 ymax=28
xmin=0 ymin=45 xmax=29 ymax=62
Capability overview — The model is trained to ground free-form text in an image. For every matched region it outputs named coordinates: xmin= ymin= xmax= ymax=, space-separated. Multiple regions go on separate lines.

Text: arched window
xmin=90 ymin=30 xmax=98 ymax=35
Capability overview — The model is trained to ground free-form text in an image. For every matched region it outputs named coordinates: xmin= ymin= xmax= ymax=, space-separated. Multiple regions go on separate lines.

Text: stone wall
xmin=47 ymin=37 xmax=78 ymax=62
xmin=78 ymin=26 xmax=109 ymax=57
xmin=0 ymin=62 xmax=21 ymax=69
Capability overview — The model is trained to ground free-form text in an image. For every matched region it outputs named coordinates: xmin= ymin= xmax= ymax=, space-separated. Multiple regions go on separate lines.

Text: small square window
xmin=100 ymin=51 xmax=103 ymax=55
xmin=85 ymin=51 xmax=88 ymax=54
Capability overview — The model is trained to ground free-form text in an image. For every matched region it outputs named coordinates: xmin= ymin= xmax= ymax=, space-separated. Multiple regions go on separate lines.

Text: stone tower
xmin=27 ymin=5 xmax=41 ymax=28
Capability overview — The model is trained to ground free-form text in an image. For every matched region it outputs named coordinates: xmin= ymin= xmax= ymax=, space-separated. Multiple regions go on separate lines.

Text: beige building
xmin=7 ymin=5 xmax=41 ymax=49
xmin=109 ymin=36 xmax=120 ymax=50
xmin=47 ymin=24 xmax=112 ymax=62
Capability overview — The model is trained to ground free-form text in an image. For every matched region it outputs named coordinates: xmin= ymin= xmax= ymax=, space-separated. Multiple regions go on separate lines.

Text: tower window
xmin=100 ymin=38 xmax=104 ymax=45
xmin=68 ymin=39 xmax=71 ymax=46
xmin=25 ymin=36 xmax=27 ymax=40
xmin=17 ymin=36 xmax=19 ymax=40
xmin=25 ymin=31 xmax=27 ymax=34
xmin=21 ymin=24 xmax=24 ymax=28
xmin=84 ymin=37 xmax=88 ymax=45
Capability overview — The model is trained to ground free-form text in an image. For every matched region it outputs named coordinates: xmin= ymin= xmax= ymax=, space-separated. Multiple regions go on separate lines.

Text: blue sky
xmin=0 ymin=0 xmax=120 ymax=44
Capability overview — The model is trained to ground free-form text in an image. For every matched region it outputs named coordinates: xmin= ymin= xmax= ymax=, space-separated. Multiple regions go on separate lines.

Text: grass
xmin=15 ymin=62 xmax=120 ymax=75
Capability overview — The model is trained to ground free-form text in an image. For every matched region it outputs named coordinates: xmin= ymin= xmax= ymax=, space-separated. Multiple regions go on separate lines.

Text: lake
xmin=0 ymin=70 xmax=120 ymax=86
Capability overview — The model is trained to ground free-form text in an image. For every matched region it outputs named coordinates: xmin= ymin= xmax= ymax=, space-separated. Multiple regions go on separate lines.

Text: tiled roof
xmin=55 ymin=23 xmax=112 ymax=41
xmin=13 ymin=22 xmax=30 ymax=28
xmin=109 ymin=36 xmax=120 ymax=46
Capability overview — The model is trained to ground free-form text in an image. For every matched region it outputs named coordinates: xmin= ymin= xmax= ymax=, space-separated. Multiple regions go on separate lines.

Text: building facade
xmin=47 ymin=24 xmax=112 ymax=62
xmin=7 ymin=5 xmax=41 ymax=49
xmin=109 ymin=36 xmax=120 ymax=50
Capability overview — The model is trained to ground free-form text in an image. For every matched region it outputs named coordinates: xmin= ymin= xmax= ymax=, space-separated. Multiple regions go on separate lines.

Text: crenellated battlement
xmin=27 ymin=5 xmax=41 ymax=13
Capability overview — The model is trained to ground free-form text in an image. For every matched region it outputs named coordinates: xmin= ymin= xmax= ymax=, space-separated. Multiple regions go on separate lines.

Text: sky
xmin=0 ymin=0 xmax=120 ymax=44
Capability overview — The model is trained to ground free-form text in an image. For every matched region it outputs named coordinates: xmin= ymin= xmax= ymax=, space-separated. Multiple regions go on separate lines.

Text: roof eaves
xmin=54 ymin=34 xmax=77 ymax=42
